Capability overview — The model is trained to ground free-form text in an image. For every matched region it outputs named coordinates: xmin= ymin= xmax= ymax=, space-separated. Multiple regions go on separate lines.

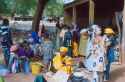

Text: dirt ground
xmin=3 ymin=65 xmax=125 ymax=82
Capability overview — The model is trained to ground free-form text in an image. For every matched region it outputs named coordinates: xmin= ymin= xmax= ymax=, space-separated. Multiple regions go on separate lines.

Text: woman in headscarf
xmin=40 ymin=33 xmax=54 ymax=68
xmin=85 ymin=25 xmax=106 ymax=82
xmin=53 ymin=47 xmax=73 ymax=74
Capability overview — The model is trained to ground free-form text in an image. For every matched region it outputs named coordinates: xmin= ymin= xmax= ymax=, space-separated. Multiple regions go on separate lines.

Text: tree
xmin=32 ymin=0 xmax=49 ymax=32
xmin=43 ymin=0 xmax=64 ymax=17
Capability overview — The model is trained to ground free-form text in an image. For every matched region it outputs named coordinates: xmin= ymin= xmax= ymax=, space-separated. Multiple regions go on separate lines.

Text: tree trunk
xmin=32 ymin=0 xmax=49 ymax=32
xmin=122 ymin=0 xmax=125 ymax=63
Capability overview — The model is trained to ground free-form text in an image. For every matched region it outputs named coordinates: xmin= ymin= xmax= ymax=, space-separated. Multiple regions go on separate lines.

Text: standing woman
xmin=0 ymin=19 xmax=13 ymax=66
xmin=41 ymin=33 xmax=54 ymax=68
xmin=72 ymin=25 xmax=80 ymax=57
xmin=78 ymin=28 xmax=88 ymax=57
xmin=85 ymin=25 xmax=106 ymax=82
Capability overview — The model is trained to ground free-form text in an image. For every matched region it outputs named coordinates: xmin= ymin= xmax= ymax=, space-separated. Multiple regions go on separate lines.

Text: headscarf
xmin=60 ymin=47 xmax=68 ymax=52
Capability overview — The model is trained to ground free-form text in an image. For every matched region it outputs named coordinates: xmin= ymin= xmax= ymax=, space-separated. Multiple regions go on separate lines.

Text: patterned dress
xmin=85 ymin=36 xmax=106 ymax=72
xmin=41 ymin=40 xmax=54 ymax=65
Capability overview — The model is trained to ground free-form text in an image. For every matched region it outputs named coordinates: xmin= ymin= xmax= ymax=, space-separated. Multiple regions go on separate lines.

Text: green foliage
xmin=43 ymin=0 xmax=64 ymax=17
xmin=0 ymin=0 xmax=11 ymax=14
xmin=0 ymin=0 xmax=37 ymax=16
xmin=0 ymin=0 xmax=63 ymax=17
xmin=15 ymin=0 xmax=37 ymax=16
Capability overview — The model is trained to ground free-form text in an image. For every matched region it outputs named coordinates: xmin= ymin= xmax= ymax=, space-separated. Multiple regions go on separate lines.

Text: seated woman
xmin=17 ymin=41 xmax=30 ymax=73
xmin=53 ymin=47 xmax=73 ymax=74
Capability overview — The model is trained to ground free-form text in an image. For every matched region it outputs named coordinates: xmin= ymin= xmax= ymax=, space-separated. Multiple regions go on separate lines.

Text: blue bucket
xmin=23 ymin=59 xmax=30 ymax=74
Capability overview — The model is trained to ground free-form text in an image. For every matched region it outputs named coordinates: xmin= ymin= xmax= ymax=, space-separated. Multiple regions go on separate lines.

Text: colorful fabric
xmin=53 ymin=54 xmax=73 ymax=74
xmin=85 ymin=36 xmax=106 ymax=72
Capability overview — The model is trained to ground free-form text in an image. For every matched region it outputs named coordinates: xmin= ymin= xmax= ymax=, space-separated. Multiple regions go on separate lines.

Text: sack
xmin=52 ymin=71 xmax=69 ymax=82
xmin=70 ymin=75 xmax=89 ymax=82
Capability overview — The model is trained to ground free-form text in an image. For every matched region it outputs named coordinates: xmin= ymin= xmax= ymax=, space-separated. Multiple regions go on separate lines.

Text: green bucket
xmin=0 ymin=77 xmax=4 ymax=82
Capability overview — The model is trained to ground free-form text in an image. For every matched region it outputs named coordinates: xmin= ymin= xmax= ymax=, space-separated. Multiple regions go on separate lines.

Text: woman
xmin=41 ymin=33 xmax=54 ymax=68
xmin=85 ymin=25 xmax=106 ymax=82
xmin=72 ymin=26 xmax=80 ymax=57
xmin=78 ymin=29 xmax=88 ymax=57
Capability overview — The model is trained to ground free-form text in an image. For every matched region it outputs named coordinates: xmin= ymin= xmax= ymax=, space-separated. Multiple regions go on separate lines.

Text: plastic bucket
xmin=24 ymin=60 xmax=30 ymax=74
xmin=31 ymin=62 xmax=42 ymax=75
xmin=0 ymin=77 xmax=4 ymax=82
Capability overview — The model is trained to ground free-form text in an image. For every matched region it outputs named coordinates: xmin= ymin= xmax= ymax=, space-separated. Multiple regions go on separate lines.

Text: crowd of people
xmin=0 ymin=18 xmax=120 ymax=82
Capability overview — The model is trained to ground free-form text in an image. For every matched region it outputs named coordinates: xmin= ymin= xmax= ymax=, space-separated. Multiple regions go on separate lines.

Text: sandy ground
xmin=107 ymin=65 xmax=125 ymax=82
xmin=3 ymin=65 xmax=125 ymax=82
xmin=5 ymin=73 xmax=35 ymax=82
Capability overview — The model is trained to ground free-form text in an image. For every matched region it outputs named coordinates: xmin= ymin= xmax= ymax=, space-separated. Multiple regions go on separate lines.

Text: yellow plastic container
xmin=30 ymin=62 xmax=42 ymax=75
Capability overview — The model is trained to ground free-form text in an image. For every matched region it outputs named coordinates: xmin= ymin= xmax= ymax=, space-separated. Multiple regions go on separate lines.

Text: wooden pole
xmin=122 ymin=0 xmax=125 ymax=64
xmin=89 ymin=0 xmax=95 ymax=25
xmin=72 ymin=6 xmax=76 ymax=26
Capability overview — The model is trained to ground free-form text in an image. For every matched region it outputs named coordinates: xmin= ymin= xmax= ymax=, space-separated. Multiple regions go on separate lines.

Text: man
xmin=0 ymin=19 xmax=13 ymax=66
xmin=53 ymin=47 xmax=73 ymax=74
xmin=63 ymin=26 xmax=72 ymax=57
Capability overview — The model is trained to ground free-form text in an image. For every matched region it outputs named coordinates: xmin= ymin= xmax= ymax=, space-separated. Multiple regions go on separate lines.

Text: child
xmin=9 ymin=44 xmax=19 ymax=73
xmin=17 ymin=41 xmax=30 ymax=73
